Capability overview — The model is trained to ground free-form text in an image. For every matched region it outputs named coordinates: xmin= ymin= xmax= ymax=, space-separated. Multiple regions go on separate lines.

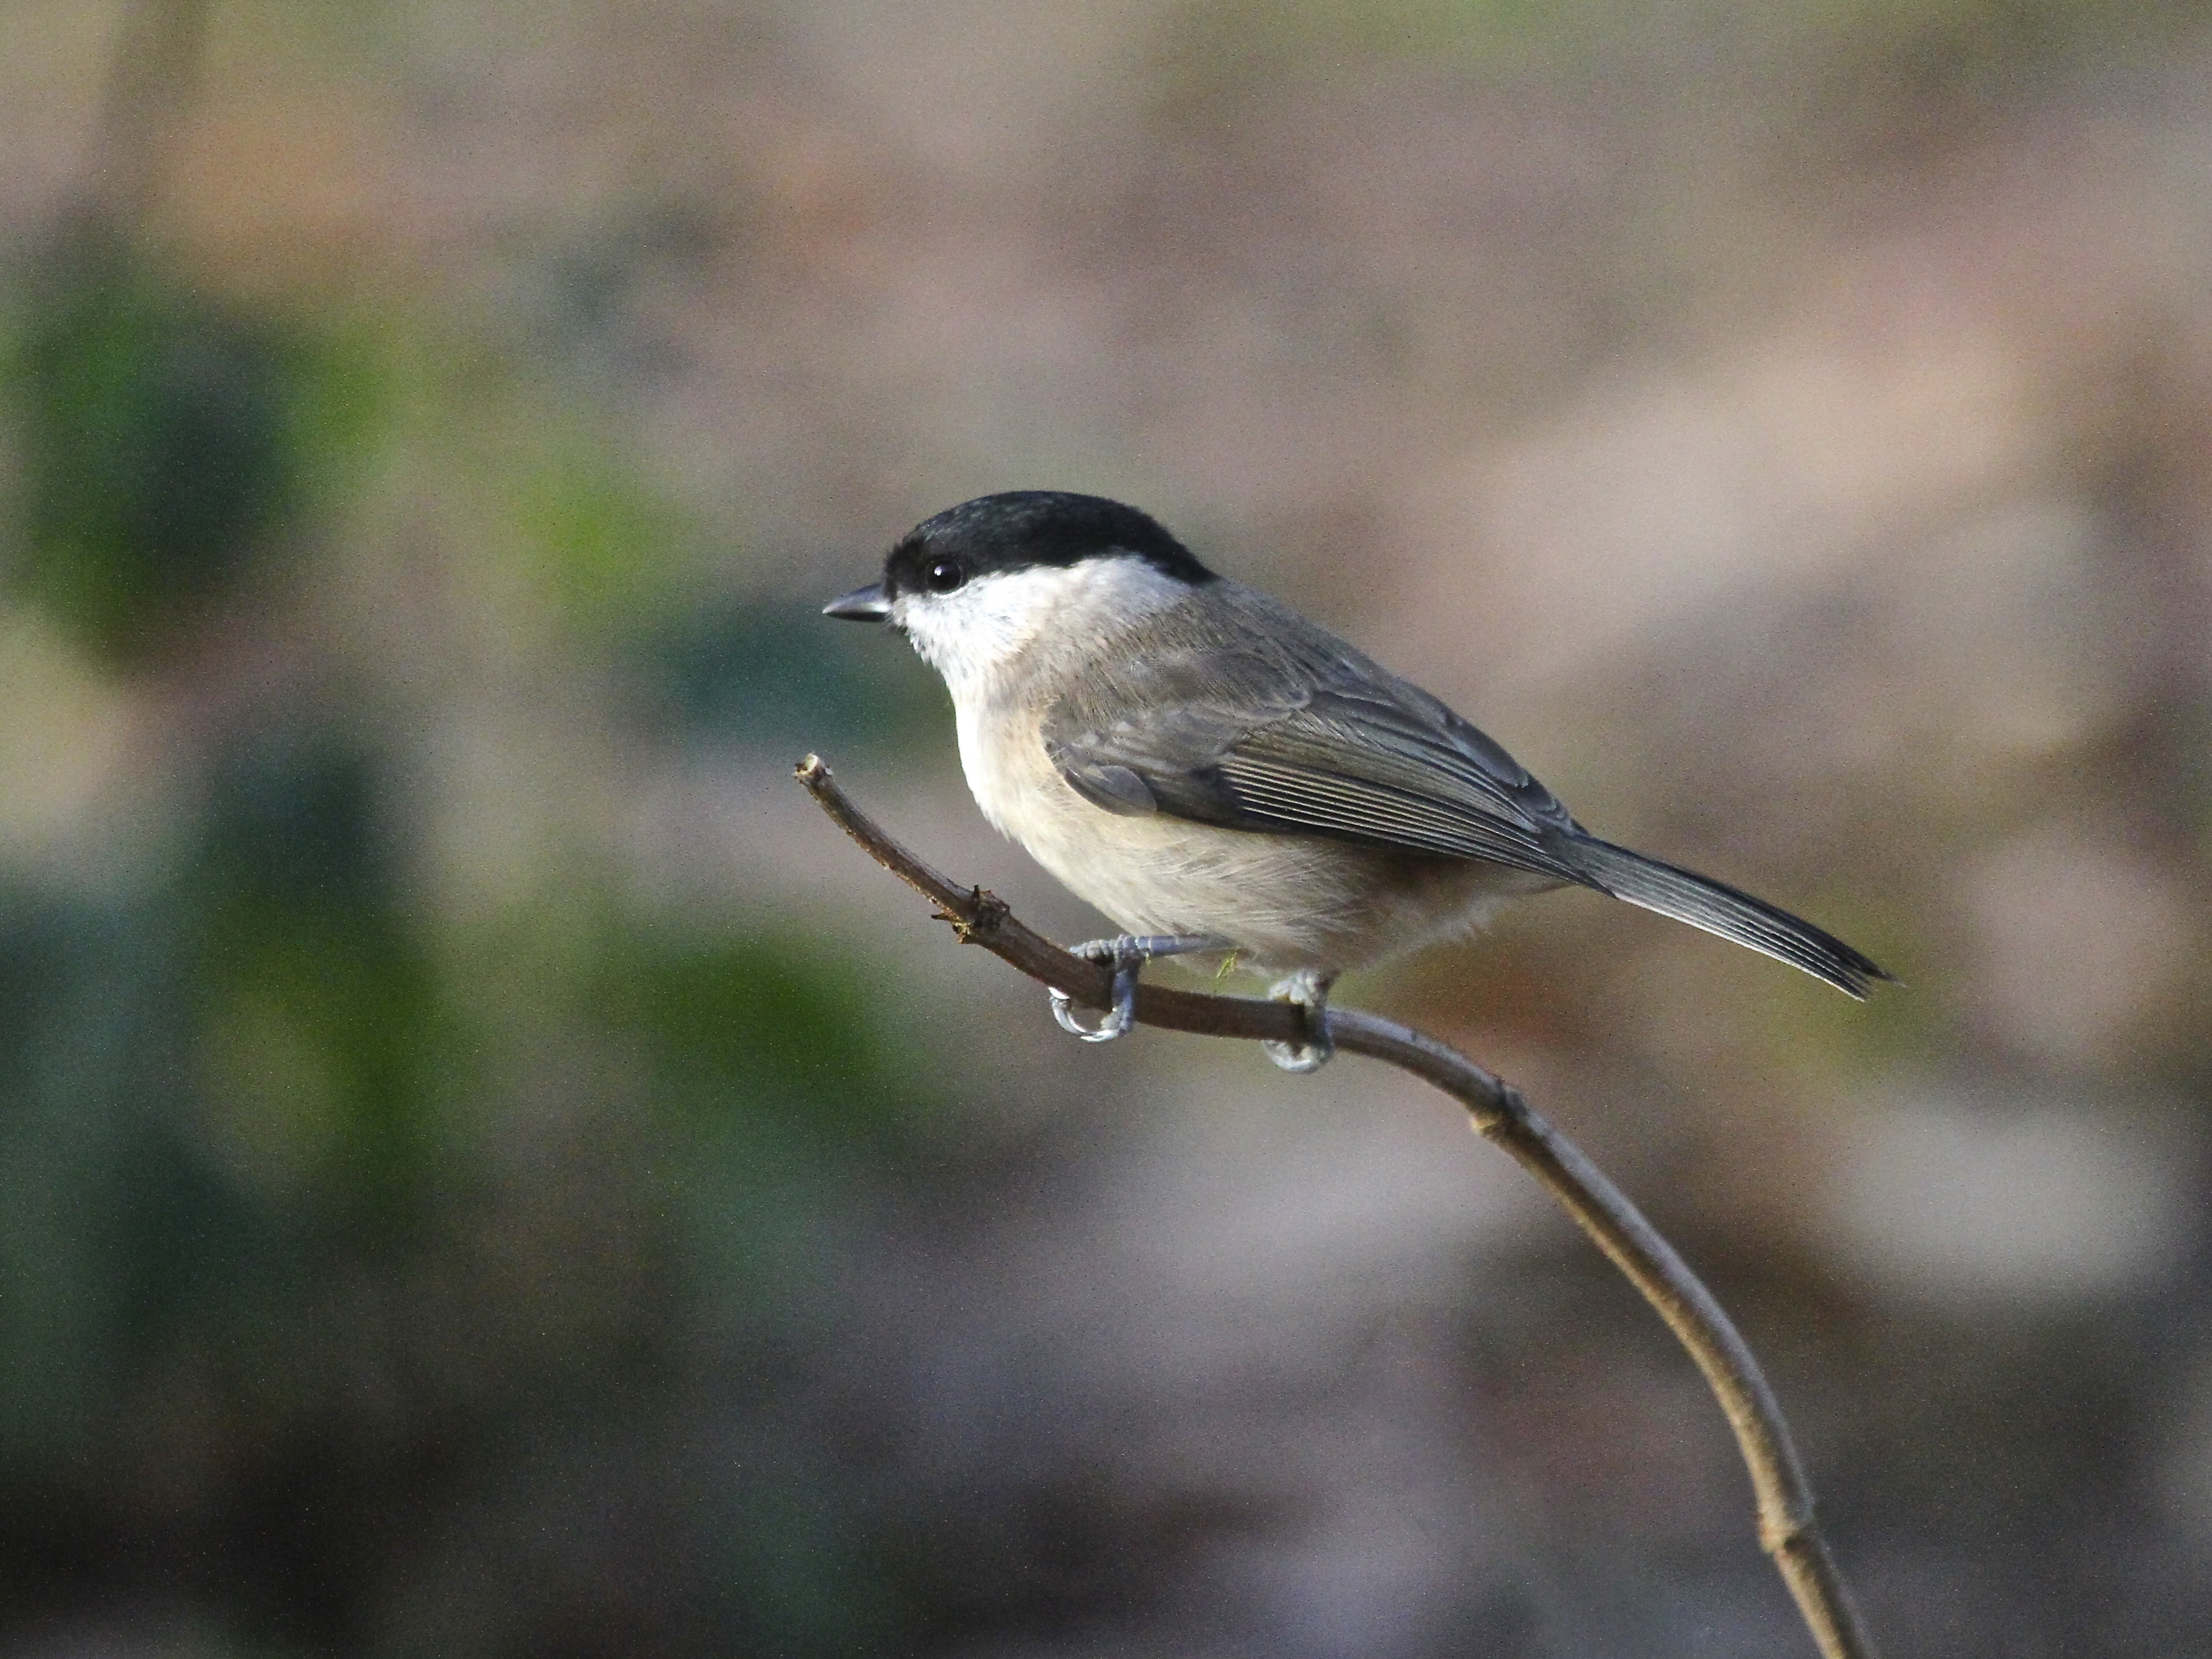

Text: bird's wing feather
xmin=1042 ymin=638 xmax=1585 ymax=882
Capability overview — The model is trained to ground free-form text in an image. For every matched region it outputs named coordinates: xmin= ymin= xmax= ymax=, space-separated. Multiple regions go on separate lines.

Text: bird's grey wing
xmin=1042 ymin=647 xmax=1300 ymax=819
xmin=1043 ymin=648 xmax=1585 ymax=882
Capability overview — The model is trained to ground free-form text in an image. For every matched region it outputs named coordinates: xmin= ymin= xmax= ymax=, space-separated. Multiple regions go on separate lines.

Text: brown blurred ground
xmin=1 ymin=2 xmax=2210 ymax=1655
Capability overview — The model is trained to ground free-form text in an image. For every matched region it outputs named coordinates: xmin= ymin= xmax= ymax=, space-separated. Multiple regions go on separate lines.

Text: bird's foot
xmin=1049 ymin=934 xmax=1227 ymax=1043
xmin=1261 ymin=968 xmax=1337 ymax=1073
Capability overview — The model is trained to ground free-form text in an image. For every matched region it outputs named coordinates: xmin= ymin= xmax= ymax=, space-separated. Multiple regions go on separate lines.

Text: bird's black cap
xmin=882 ymin=491 xmax=1215 ymax=598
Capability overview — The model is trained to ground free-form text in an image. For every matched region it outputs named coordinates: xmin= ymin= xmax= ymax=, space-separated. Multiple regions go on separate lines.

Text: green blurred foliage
xmin=611 ymin=931 xmax=891 ymax=1105
xmin=191 ymin=728 xmax=453 ymax=1227
xmin=0 ymin=719 xmax=929 ymax=1646
xmin=0 ymin=882 xmax=189 ymax=1459
xmin=6 ymin=234 xmax=382 ymax=663
xmin=0 ymin=215 xmax=932 ymax=1646
xmin=507 ymin=448 xmax=691 ymax=629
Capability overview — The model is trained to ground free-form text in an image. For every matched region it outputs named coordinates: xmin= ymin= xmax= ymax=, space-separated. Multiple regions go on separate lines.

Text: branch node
xmin=957 ymin=886 xmax=1010 ymax=940
xmin=930 ymin=886 xmax=1011 ymax=942
xmin=1760 ymin=1501 xmax=1822 ymax=1556
xmin=1461 ymin=1080 xmax=1526 ymax=1138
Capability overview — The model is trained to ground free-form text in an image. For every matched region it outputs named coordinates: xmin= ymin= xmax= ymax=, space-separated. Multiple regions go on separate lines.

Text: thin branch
xmin=796 ymin=754 xmax=1879 ymax=1659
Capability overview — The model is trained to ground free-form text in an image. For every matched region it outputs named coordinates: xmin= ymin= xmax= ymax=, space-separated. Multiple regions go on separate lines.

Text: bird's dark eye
xmin=923 ymin=558 xmax=966 ymax=594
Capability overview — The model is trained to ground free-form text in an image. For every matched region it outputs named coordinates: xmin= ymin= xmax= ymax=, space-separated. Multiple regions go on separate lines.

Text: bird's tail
xmin=1559 ymin=834 xmax=1891 ymax=998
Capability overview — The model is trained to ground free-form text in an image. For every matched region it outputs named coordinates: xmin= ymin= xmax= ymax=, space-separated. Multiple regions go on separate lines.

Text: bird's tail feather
xmin=1561 ymin=835 xmax=1890 ymax=998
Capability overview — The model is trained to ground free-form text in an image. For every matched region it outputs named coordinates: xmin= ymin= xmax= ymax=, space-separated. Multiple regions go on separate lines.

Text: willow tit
xmin=826 ymin=491 xmax=1887 ymax=1071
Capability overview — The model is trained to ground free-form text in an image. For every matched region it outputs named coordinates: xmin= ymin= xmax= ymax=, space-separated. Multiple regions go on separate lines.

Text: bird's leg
xmin=1261 ymin=967 xmax=1337 ymax=1073
xmin=1049 ymin=934 xmax=1227 ymax=1043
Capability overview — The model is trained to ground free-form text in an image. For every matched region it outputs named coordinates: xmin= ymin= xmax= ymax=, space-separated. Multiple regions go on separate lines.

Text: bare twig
xmin=796 ymin=754 xmax=1878 ymax=1659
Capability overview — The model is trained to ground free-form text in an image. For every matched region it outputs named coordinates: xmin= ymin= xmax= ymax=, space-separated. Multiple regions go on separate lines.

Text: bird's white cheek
xmin=892 ymin=602 xmax=988 ymax=699
xmin=895 ymin=560 xmax=1196 ymax=703
xmin=893 ymin=572 xmax=1065 ymax=700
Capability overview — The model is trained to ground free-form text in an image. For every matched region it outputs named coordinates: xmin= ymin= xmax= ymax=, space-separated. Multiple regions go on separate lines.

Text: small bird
xmin=826 ymin=491 xmax=1887 ymax=1070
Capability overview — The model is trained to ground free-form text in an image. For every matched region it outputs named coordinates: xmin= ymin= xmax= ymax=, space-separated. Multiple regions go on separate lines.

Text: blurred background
xmin=0 ymin=0 xmax=2209 ymax=1653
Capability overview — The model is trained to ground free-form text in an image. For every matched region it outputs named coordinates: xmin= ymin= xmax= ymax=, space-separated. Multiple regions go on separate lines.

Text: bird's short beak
xmin=822 ymin=581 xmax=891 ymax=622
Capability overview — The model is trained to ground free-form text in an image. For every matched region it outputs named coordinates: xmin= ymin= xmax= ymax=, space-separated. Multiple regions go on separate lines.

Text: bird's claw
xmin=1261 ymin=968 xmax=1336 ymax=1073
xmin=1048 ymin=934 xmax=1227 ymax=1045
xmin=1050 ymin=937 xmax=1146 ymax=1042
